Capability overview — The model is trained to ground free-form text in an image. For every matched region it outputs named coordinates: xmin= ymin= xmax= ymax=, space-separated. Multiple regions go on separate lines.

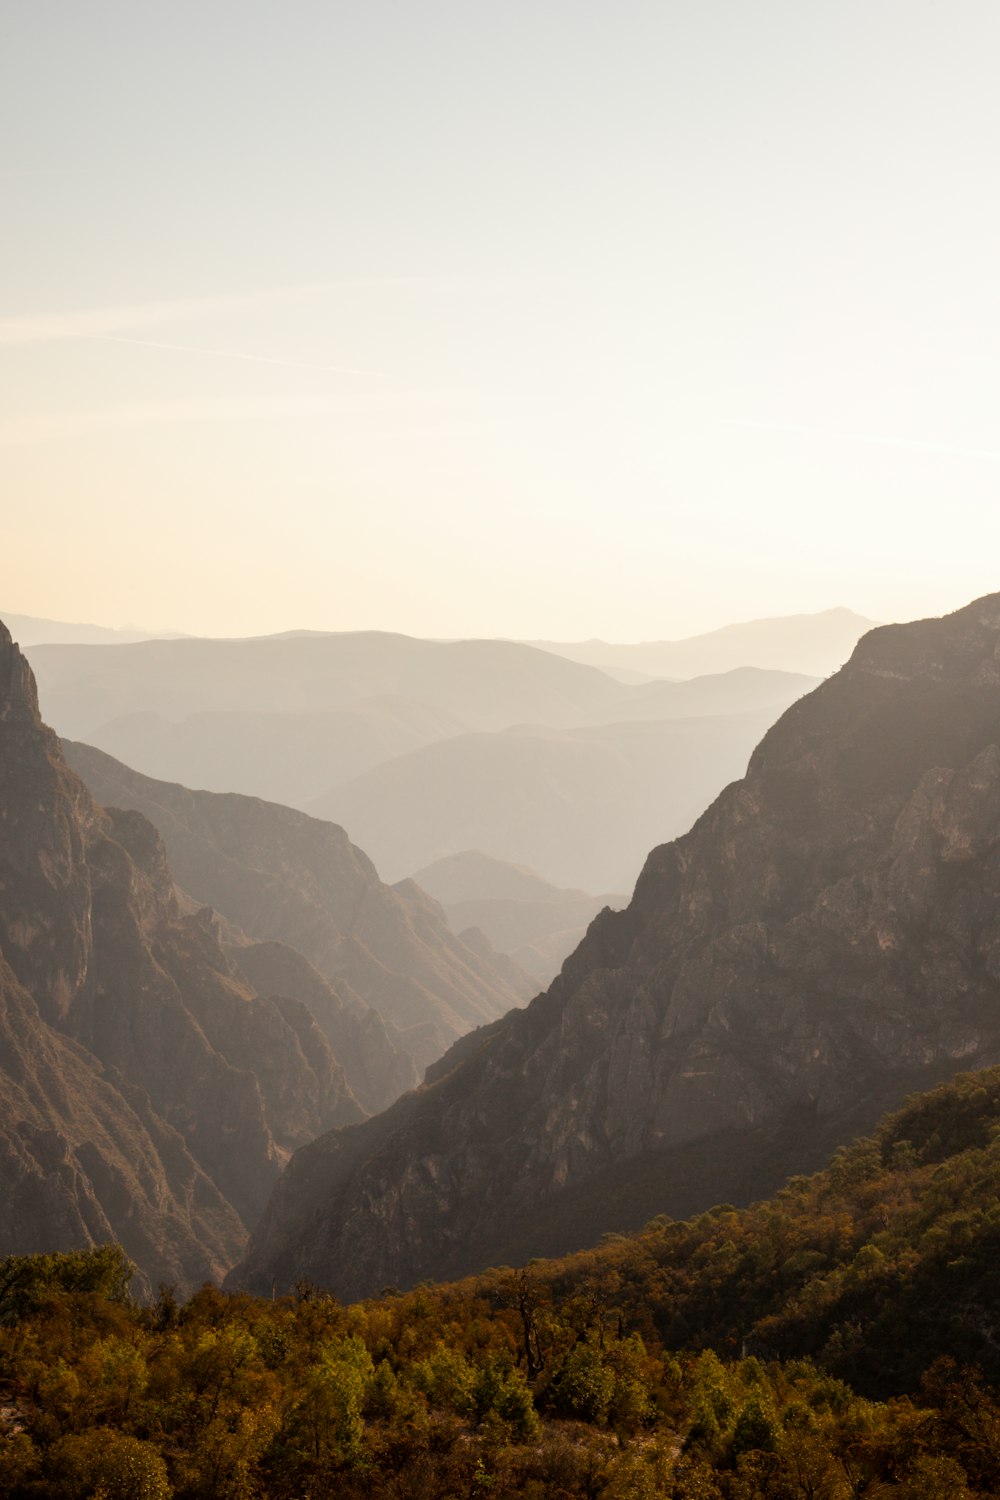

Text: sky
xmin=3 ymin=0 xmax=1000 ymax=641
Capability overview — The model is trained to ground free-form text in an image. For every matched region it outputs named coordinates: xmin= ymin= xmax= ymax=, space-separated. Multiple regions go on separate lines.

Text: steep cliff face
xmin=228 ymin=941 xmax=418 ymax=1116
xmin=232 ymin=593 xmax=1000 ymax=1300
xmin=0 ymin=620 xmax=362 ymax=1288
xmin=0 ymin=628 xmax=94 ymax=1027
xmin=0 ymin=950 xmax=245 ymax=1291
xmin=62 ymin=742 xmax=535 ymax=1083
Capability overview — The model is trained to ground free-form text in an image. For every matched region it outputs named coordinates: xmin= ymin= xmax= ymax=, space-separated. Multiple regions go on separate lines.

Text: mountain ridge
xmin=231 ymin=591 xmax=1000 ymax=1300
xmin=0 ymin=619 xmax=365 ymax=1291
xmin=527 ymin=606 xmax=877 ymax=680
xmin=63 ymin=739 xmax=535 ymax=1084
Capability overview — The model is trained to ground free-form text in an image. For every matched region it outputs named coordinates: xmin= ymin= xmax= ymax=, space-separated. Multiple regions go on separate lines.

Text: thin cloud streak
xmin=88 ymin=334 xmax=385 ymax=378
xmin=0 ymin=277 xmax=432 ymax=346
xmin=0 ymin=390 xmax=471 ymax=446
xmin=727 ymin=418 xmax=1000 ymax=462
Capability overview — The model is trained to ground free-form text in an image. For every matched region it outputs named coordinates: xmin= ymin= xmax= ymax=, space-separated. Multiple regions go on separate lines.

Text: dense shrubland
xmin=2 ymin=1067 xmax=1000 ymax=1497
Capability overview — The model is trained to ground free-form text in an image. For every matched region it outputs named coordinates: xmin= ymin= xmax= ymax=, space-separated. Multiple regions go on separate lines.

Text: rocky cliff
xmin=231 ymin=593 xmax=1000 ymax=1300
xmin=62 ymin=742 xmax=536 ymax=1088
xmin=0 ymin=620 xmax=362 ymax=1290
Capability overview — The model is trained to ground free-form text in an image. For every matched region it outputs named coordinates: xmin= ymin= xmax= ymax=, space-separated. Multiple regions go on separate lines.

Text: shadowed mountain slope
xmin=63 ymin=742 xmax=535 ymax=1080
xmin=232 ymin=593 xmax=1000 ymax=1301
xmin=225 ymin=942 xmax=416 ymax=1117
xmin=0 ymin=621 xmax=361 ymax=1291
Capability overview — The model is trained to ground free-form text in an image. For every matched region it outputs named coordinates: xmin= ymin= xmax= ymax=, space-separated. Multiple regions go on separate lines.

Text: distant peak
xmin=0 ymin=619 xmax=41 ymax=724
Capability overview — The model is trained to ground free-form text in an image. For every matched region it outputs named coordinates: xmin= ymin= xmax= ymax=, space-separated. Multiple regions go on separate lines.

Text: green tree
xmin=46 ymin=1428 xmax=170 ymax=1500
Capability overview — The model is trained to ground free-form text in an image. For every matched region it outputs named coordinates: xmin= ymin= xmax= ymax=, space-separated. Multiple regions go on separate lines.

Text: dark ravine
xmin=231 ymin=592 xmax=1000 ymax=1301
xmin=0 ymin=620 xmax=362 ymax=1292
xmin=62 ymin=741 xmax=536 ymax=1091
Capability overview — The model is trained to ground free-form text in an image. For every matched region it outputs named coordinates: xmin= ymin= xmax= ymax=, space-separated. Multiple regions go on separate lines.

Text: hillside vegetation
xmin=2 ymin=1067 xmax=999 ymax=1497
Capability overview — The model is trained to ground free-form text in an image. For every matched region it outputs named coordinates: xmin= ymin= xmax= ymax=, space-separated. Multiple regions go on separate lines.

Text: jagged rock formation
xmin=0 ymin=621 xmax=361 ymax=1291
xmin=232 ymin=593 xmax=1000 ymax=1301
xmin=63 ymin=743 xmax=535 ymax=1082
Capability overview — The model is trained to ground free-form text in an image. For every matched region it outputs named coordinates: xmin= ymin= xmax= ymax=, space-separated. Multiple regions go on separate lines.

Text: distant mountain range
xmin=2 ymin=611 xmax=185 ymax=646
xmin=310 ymin=708 xmax=794 ymax=891
xmin=232 ymin=592 xmax=1000 ymax=1301
xmin=528 ymin=606 xmax=877 ymax=680
xmin=25 ymin=632 xmax=627 ymax=742
xmin=8 ymin=606 xmax=874 ymax=675
xmin=24 ymin=631 xmax=822 ymax=892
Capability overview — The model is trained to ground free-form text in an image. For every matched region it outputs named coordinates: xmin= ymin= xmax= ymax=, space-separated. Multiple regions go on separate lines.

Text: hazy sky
xmin=4 ymin=1 xmax=1000 ymax=639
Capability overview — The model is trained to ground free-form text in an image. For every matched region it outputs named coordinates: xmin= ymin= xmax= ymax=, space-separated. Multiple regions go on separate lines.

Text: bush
xmin=46 ymin=1428 xmax=170 ymax=1499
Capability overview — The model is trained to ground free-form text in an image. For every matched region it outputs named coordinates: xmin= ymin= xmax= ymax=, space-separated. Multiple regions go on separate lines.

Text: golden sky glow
xmin=4 ymin=2 xmax=1000 ymax=638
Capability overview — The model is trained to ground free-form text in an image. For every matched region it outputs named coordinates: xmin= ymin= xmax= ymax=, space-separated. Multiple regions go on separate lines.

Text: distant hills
xmin=232 ymin=592 xmax=1000 ymax=1300
xmin=1 ymin=611 xmax=183 ymax=646
xmin=310 ymin=709 xmax=789 ymax=891
xmin=528 ymin=606 xmax=877 ymax=680
xmin=70 ymin=700 xmax=467 ymax=808
xmin=23 ymin=630 xmax=822 ymax=893
xmin=26 ymin=632 xmax=626 ymax=743
xmin=410 ymin=851 xmax=627 ymax=986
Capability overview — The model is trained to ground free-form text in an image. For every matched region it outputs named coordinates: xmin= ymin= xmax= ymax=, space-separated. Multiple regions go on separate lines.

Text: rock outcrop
xmin=0 ymin=621 xmax=361 ymax=1290
xmin=231 ymin=593 xmax=1000 ymax=1300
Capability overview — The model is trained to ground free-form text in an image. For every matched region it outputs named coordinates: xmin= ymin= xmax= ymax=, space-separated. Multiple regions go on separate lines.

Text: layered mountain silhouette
xmin=232 ymin=593 xmax=1000 ymax=1301
xmin=27 ymin=633 xmax=626 ymax=745
xmin=0 ymin=612 xmax=175 ymax=647
xmin=309 ymin=711 xmax=786 ymax=891
xmin=0 ymin=621 xmax=367 ymax=1291
xmin=62 ymin=741 xmax=534 ymax=1084
xmin=410 ymin=851 xmax=626 ymax=986
xmin=70 ymin=701 xmax=467 ymax=808
xmin=529 ymin=606 xmax=876 ymax=681
xmin=27 ymin=633 xmax=815 ymax=870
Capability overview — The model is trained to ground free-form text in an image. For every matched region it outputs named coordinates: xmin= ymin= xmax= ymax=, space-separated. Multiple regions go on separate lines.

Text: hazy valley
xmin=5 ymin=596 xmax=1000 ymax=1497
xmin=27 ymin=631 xmax=825 ymax=893
xmin=8 ymin=7 xmax=997 ymax=1490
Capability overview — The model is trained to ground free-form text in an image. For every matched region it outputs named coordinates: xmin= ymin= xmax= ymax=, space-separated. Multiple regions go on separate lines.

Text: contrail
xmin=85 ymin=333 xmax=386 ymax=377
xmin=727 ymin=418 xmax=1000 ymax=462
